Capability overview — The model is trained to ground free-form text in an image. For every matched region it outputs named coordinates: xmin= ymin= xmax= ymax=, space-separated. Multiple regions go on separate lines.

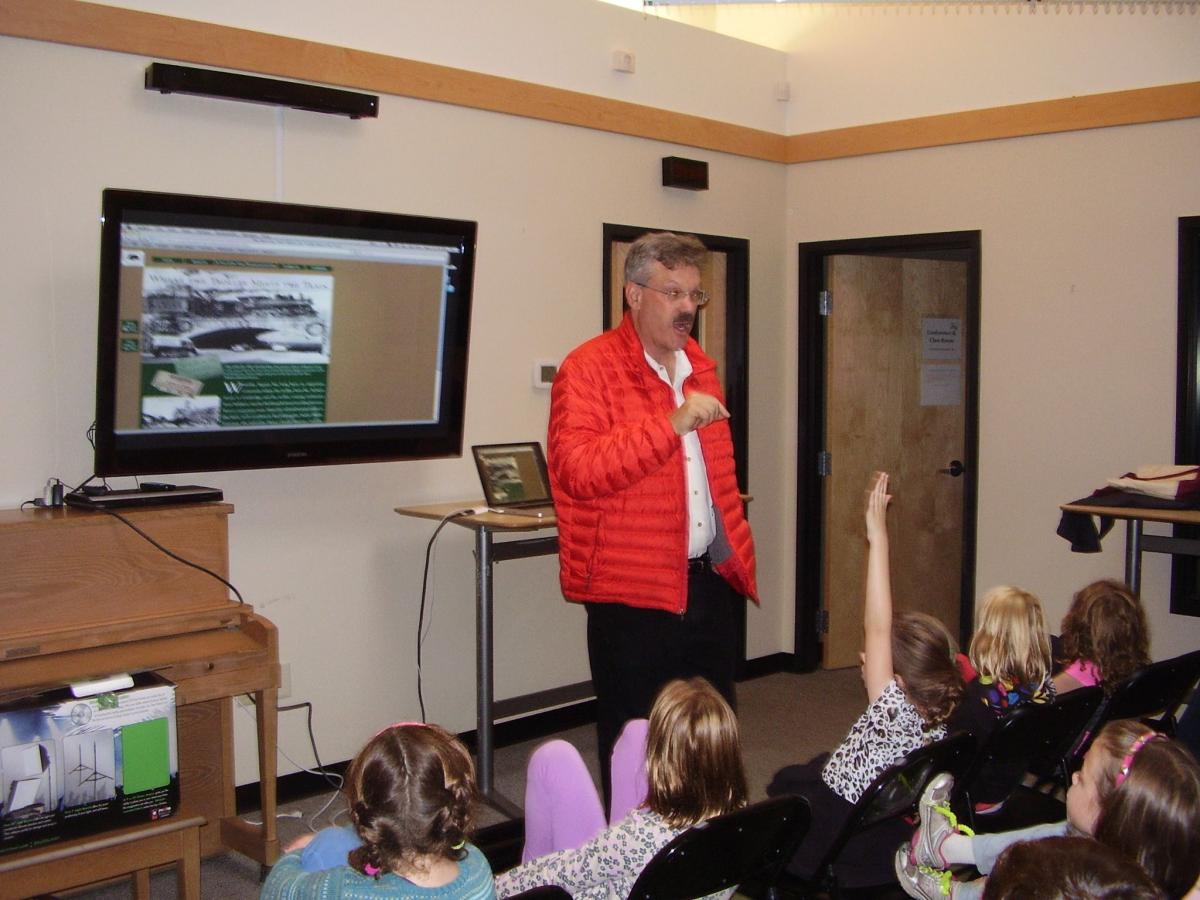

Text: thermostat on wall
xmin=533 ymin=359 xmax=559 ymax=390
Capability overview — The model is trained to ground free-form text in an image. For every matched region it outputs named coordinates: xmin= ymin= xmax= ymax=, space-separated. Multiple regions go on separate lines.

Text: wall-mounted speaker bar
xmin=145 ymin=63 xmax=379 ymax=119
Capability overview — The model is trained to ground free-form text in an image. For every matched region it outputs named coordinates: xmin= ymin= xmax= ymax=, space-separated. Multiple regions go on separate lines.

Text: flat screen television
xmin=93 ymin=189 xmax=476 ymax=476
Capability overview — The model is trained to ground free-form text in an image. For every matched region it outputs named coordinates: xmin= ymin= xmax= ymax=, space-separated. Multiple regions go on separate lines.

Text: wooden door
xmin=821 ymin=255 xmax=969 ymax=668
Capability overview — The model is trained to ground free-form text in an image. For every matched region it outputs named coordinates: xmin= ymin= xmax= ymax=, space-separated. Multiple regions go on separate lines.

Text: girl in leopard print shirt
xmin=768 ymin=472 xmax=965 ymax=887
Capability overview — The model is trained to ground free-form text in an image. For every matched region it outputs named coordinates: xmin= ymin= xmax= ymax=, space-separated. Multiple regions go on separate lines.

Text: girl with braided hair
xmin=260 ymin=722 xmax=495 ymax=899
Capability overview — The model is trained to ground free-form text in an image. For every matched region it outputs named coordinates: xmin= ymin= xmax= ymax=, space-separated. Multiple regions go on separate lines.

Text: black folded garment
xmin=1057 ymin=486 xmax=1200 ymax=553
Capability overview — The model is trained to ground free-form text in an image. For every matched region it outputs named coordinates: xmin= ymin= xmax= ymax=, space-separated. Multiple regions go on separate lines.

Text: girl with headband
xmin=896 ymin=719 xmax=1200 ymax=899
xmin=260 ymin=722 xmax=495 ymax=899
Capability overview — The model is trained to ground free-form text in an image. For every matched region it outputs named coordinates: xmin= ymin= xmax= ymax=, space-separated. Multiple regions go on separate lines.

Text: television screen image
xmin=93 ymin=190 xmax=476 ymax=476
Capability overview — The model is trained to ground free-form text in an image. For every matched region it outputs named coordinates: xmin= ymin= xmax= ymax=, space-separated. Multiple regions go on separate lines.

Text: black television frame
xmin=94 ymin=189 xmax=477 ymax=477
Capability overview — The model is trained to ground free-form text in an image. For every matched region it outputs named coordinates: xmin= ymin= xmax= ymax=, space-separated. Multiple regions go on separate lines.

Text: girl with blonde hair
xmin=969 ymin=584 xmax=1053 ymax=708
xmin=947 ymin=584 xmax=1055 ymax=808
xmin=495 ymin=677 xmax=747 ymax=899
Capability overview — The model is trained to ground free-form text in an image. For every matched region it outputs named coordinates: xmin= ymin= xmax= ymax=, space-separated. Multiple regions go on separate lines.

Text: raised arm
xmin=862 ymin=471 xmax=894 ymax=704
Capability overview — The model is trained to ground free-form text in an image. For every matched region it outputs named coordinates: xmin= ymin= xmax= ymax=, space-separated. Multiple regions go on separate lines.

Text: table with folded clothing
xmin=1058 ymin=488 xmax=1200 ymax=595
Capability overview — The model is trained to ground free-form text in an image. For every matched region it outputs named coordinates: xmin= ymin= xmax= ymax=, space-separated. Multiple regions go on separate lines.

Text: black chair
xmin=1063 ymin=648 xmax=1200 ymax=775
xmin=626 ymin=794 xmax=811 ymax=900
xmin=506 ymin=888 xmax=574 ymax=899
xmin=958 ymin=686 xmax=1102 ymax=833
xmin=784 ymin=731 xmax=976 ymax=899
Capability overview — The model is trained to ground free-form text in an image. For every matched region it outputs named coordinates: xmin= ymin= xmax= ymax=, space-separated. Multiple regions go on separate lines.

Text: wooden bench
xmin=0 ymin=815 xmax=205 ymax=900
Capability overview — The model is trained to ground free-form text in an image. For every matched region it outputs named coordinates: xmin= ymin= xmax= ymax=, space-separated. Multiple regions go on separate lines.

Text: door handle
xmin=939 ymin=460 xmax=965 ymax=477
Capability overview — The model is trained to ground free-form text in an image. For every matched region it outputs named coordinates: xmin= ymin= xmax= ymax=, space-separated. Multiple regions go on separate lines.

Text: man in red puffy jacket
xmin=548 ymin=231 xmax=758 ymax=808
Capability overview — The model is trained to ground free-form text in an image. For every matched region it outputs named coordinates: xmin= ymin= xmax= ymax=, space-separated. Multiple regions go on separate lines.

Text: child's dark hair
xmin=1091 ymin=720 xmax=1200 ymax=898
xmin=643 ymin=677 xmax=748 ymax=829
xmin=345 ymin=723 xmax=476 ymax=879
xmin=982 ymin=835 xmax=1165 ymax=899
xmin=1058 ymin=580 xmax=1150 ymax=693
xmin=892 ymin=611 xmax=964 ymax=727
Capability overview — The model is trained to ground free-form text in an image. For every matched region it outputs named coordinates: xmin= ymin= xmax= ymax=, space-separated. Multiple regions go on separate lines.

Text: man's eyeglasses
xmin=631 ymin=282 xmax=710 ymax=308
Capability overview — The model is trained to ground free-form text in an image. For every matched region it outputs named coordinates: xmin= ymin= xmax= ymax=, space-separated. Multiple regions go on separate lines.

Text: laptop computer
xmin=471 ymin=442 xmax=556 ymax=519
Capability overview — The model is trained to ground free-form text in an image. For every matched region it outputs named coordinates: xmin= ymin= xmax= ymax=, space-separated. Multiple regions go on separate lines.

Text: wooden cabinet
xmin=0 ymin=503 xmax=280 ymax=875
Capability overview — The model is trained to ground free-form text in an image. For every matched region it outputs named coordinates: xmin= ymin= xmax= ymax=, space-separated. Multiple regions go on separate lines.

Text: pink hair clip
xmin=363 ymin=863 xmax=381 ymax=877
xmin=1114 ymin=731 xmax=1166 ymax=788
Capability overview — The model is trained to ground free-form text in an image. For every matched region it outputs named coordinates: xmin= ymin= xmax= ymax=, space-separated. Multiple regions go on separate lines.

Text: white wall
xmin=0 ymin=3 xmax=787 ymax=784
xmin=649 ymin=3 xmax=1200 ymax=132
xmin=787 ymin=117 xmax=1200 ymax=661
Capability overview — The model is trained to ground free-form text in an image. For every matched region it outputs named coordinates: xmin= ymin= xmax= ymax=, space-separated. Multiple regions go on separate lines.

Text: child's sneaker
xmin=895 ymin=844 xmax=955 ymax=899
xmin=909 ymin=772 xmax=972 ymax=868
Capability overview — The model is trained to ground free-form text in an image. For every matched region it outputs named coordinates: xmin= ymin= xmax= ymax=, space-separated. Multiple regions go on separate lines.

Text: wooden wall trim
xmin=787 ymin=81 xmax=1200 ymax=163
xmin=0 ymin=0 xmax=786 ymax=162
xmin=2 ymin=0 xmax=1198 ymax=164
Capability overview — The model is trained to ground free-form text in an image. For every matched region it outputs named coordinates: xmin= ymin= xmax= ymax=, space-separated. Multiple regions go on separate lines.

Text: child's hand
xmin=864 ymin=471 xmax=891 ymax=543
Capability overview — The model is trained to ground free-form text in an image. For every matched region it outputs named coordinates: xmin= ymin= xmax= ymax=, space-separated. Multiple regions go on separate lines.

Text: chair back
xmin=1066 ymin=649 xmax=1200 ymax=771
xmin=626 ymin=794 xmax=811 ymax=900
xmin=816 ymin=731 xmax=975 ymax=877
xmin=1102 ymin=648 xmax=1200 ymax=727
xmin=961 ymin=687 xmax=1103 ymax=808
xmin=1040 ymin=686 xmax=1105 ymax=784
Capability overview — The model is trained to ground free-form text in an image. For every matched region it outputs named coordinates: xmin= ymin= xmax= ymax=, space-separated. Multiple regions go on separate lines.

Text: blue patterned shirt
xmin=260 ymin=841 xmax=495 ymax=900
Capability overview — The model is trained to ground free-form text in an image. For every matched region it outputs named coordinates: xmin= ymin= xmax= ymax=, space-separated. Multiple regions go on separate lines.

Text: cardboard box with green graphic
xmin=0 ymin=672 xmax=178 ymax=854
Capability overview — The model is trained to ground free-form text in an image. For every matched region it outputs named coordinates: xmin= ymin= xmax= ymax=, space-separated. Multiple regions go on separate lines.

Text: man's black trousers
xmin=584 ymin=562 xmax=741 ymax=813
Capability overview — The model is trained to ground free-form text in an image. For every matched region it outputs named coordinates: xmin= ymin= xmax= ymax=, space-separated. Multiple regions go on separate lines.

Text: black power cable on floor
xmin=416 ymin=508 xmax=480 ymax=723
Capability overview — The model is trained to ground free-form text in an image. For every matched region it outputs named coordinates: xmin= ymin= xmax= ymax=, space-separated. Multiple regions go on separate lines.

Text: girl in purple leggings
xmin=494 ymin=677 xmax=747 ymax=899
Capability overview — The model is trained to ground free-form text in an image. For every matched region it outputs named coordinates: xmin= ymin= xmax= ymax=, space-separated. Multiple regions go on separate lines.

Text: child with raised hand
xmin=767 ymin=471 xmax=964 ymax=885
xmin=1053 ymin=579 xmax=1150 ymax=695
xmin=896 ymin=719 xmax=1200 ymax=899
xmin=494 ymin=677 xmax=747 ymax=900
xmin=260 ymin=722 xmax=495 ymax=900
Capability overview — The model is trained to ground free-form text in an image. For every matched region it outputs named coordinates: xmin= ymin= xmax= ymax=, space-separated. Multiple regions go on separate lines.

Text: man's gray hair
xmin=623 ymin=232 xmax=707 ymax=285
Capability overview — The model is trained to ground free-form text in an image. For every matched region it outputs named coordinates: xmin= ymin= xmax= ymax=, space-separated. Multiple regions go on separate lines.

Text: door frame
xmin=1172 ymin=215 xmax=1200 ymax=616
xmin=795 ymin=231 xmax=982 ymax=671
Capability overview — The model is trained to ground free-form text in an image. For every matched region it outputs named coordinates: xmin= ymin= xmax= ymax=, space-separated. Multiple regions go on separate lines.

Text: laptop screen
xmin=471 ymin=442 xmax=553 ymax=507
